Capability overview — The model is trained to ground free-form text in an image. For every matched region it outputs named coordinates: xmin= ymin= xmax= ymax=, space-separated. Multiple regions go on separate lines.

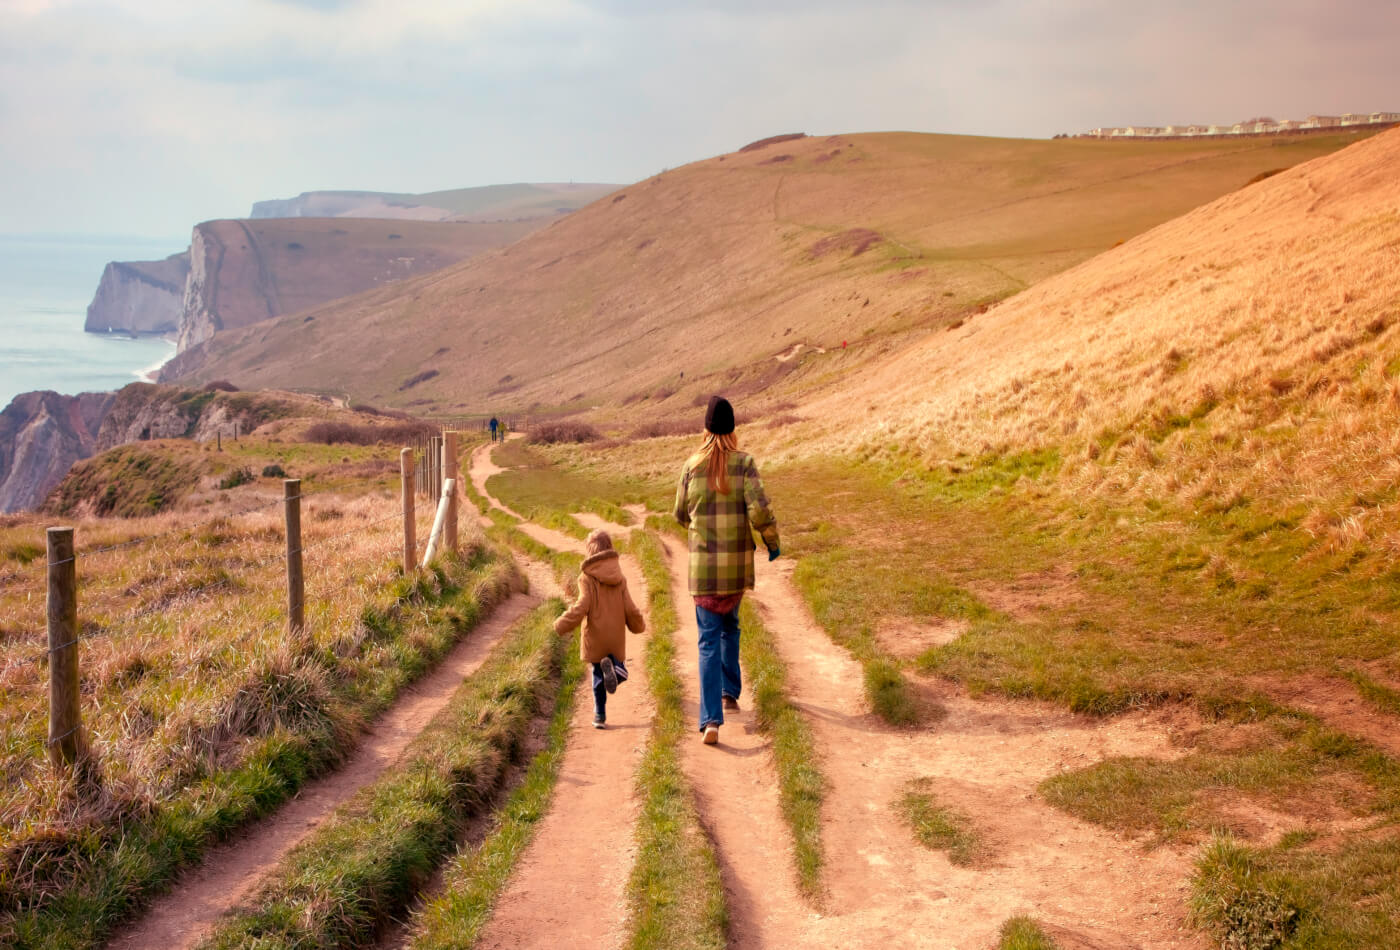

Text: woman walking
xmin=673 ymin=396 xmax=780 ymax=745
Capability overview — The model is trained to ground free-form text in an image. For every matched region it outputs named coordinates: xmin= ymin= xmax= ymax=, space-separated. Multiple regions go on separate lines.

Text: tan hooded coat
xmin=554 ymin=550 xmax=645 ymax=663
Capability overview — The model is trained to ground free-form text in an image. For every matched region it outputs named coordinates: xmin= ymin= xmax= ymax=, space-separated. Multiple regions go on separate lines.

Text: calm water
xmin=0 ymin=234 xmax=186 ymax=409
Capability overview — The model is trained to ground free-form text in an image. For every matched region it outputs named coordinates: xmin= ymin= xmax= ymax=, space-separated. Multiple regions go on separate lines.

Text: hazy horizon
xmin=3 ymin=0 xmax=1398 ymax=237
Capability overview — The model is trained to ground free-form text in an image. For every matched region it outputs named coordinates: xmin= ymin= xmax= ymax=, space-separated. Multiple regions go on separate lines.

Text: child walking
xmin=554 ymin=529 xmax=646 ymax=728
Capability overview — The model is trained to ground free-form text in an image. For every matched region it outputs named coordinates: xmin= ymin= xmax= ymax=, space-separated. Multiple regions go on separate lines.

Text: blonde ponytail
xmin=701 ymin=432 xmax=738 ymax=494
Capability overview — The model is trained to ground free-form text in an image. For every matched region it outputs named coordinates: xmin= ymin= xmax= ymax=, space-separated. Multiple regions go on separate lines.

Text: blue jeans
xmin=592 ymin=665 xmax=608 ymax=721
xmin=590 ymin=657 xmax=628 ymax=721
xmin=696 ymin=605 xmax=741 ymax=730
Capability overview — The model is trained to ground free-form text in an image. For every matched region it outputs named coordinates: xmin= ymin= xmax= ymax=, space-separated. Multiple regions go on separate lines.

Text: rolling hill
xmin=162 ymin=129 xmax=1381 ymax=414
xmin=801 ymin=125 xmax=1400 ymax=525
xmin=249 ymin=182 xmax=620 ymax=222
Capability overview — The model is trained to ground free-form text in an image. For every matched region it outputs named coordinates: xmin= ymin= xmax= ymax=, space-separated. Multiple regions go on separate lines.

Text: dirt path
xmin=469 ymin=439 xmax=525 ymax=520
xmin=471 ymin=452 xmax=654 ymax=950
xmin=657 ymin=536 xmax=816 ymax=947
xmin=108 ymin=592 xmax=538 ymax=950
xmin=741 ymin=560 xmax=1207 ymax=949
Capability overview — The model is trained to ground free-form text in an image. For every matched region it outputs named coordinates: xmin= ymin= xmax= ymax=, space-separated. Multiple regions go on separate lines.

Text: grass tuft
xmin=1192 ymin=835 xmax=1300 ymax=950
xmin=898 ymin=778 xmax=987 ymax=867
xmin=997 ymin=916 xmax=1059 ymax=950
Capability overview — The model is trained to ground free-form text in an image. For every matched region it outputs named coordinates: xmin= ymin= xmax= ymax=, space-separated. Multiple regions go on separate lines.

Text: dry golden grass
xmin=776 ymin=127 xmax=1400 ymax=552
xmin=169 ymin=130 xmax=1376 ymax=417
xmin=0 ymin=488 xmax=455 ymax=860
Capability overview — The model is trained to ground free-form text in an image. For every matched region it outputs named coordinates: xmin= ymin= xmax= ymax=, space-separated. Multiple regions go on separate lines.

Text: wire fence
xmin=3 ymin=433 xmax=478 ymax=763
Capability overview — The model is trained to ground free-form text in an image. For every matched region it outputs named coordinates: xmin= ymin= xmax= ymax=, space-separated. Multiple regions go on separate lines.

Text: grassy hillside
xmin=486 ymin=128 xmax=1400 ymax=948
xmin=166 ymin=129 xmax=1379 ymax=416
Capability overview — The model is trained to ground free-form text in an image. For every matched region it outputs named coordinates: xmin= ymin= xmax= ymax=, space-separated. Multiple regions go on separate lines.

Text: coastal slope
xmin=0 ymin=390 xmax=113 ymax=513
xmin=161 ymin=128 xmax=1381 ymax=414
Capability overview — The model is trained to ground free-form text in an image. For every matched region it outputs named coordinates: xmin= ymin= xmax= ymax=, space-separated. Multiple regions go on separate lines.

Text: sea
xmin=0 ymin=233 xmax=186 ymax=410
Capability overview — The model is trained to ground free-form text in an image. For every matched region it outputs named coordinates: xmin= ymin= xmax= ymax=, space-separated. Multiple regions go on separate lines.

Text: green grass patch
xmin=997 ymin=916 xmax=1059 ymax=950
xmin=626 ymin=531 xmax=728 ymax=950
xmin=488 ymin=439 xmax=665 ymax=519
xmin=531 ymin=507 xmax=591 ymax=540
xmin=405 ymin=631 xmax=585 ymax=948
xmin=791 ymin=546 xmax=936 ymax=726
xmin=490 ymin=439 xmax=658 ymax=517
xmin=484 ymin=517 xmax=583 ymax=593
xmin=737 ymin=599 xmax=825 ymax=901
xmin=1345 ymin=669 xmax=1400 ymax=718
xmin=1038 ymin=715 xmax=1396 ymax=845
xmin=1192 ymin=830 xmax=1400 ymax=950
xmin=1 ymin=547 xmax=517 ymax=950
xmin=898 ymin=778 xmax=987 ymax=867
xmin=198 ymin=601 xmax=568 ymax=950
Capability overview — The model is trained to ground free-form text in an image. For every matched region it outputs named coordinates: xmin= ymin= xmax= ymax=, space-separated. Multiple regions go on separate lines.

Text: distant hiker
xmin=673 ymin=396 xmax=780 ymax=745
xmin=489 ymin=416 xmax=499 ymax=442
xmin=555 ymin=529 xmax=646 ymax=729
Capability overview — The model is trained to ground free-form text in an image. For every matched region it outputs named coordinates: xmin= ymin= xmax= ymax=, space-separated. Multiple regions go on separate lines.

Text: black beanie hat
xmin=704 ymin=395 xmax=735 ymax=435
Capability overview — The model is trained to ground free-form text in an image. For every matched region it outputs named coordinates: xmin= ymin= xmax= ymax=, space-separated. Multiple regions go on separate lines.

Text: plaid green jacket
xmin=673 ymin=450 xmax=780 ymax=596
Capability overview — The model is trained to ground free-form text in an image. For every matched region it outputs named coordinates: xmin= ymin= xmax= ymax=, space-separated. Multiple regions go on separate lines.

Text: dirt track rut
xmin=475 ymin=441 xmax=1205 ymax=948
xmin=467 ymin=448 xmax=653 ymax=950
xmin=108 ymin=591 xmax=537 ymax=950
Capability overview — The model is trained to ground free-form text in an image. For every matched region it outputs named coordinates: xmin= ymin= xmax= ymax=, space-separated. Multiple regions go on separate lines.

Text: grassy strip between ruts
xmin=737 ymin=598 xmax=826 ymax=902
xmin=197 ymin=600 xmax=568 ymax=950
xmin=626 ymin=530 xmax=728 ymax=950
xmin=997 ymin=916 xmax=1060 ymax=950
xmin=897 ymin=778 xmax=989 ymax=867
xmin=405 ymin=629 xmax=585 ymax=948
xmin=484 ymin=508 xmax=584 ymax=590
xmin=2 ymin=546 xmax=517 ymax=950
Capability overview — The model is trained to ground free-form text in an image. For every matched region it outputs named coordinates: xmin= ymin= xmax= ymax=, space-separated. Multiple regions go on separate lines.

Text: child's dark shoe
xmin=600 ymin=656 xmax=618 ymax=694
xmin=593 ymin=715 xmax=606 ymax=729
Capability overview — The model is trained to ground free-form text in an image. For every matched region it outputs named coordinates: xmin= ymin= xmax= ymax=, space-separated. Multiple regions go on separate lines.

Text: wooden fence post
xmin=284 ymin=479 xmax=304 ymax=636
xmin=46 ymin=527 xmax=82 ymax=768
xmin=421 ymin=478 xmax=455 ymax=567
xmin=443 ymin=431 xmax=459 ymax=555
xmin=431 ymin=436 xmax=443 ymax=503
xmin=400 ymin=447 xmax=415 ymax=574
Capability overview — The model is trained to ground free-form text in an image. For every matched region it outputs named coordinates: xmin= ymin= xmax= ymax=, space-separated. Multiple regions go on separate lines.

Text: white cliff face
xmin=177 ymin=225 xmax=224 ymax=352
xmin=83 ymin=254 xmax=190 ymax=335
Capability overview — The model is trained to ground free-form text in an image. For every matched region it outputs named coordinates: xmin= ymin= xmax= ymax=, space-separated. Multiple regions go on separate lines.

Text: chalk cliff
xmin=170 ymin=216 xmax=542 ymax=356
xmin=0 ymin=390 xmax=114 ymax=513
xmin=83 ymin=252 xmax=190 ymax=335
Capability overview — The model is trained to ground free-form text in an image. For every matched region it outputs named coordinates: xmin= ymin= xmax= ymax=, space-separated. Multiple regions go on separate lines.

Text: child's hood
xmin=581 ymin=549 xmax=625 ymax=586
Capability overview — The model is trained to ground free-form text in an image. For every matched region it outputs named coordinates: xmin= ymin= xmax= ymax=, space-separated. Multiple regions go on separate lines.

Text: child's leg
xmin=592 ymin=663 xmax=607 ymax=721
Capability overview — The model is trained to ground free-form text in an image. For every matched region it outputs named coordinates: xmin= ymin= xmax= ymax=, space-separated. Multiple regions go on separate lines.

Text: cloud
xmin=1 ymin=0 xmax=1398 ymax=235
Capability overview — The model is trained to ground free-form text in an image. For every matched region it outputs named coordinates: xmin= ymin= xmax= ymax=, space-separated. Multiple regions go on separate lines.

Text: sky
xmin=1 ymin=0 xmax=1397 ymax=238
